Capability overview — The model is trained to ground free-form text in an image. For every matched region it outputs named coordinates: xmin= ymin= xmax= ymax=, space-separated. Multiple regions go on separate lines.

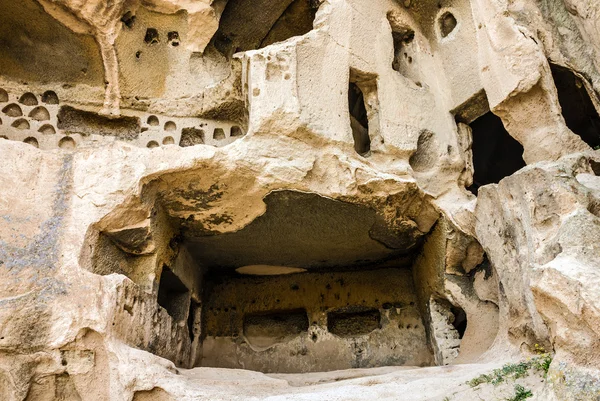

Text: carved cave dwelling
xmin=1 ymin=0 xmax=600 ymax=400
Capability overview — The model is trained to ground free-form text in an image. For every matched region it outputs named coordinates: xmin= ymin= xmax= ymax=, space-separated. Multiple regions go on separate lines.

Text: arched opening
xmin=23 ymin=137 xmax=39 ymax=147
xmin=147 ymin=115 xmax=159 ymax=126
xmin=58 ymin=136 xmax=76 ymax=149
xmin=41 ymin=91 xmax=59 ymax=105
xmin=18 ymin=92 xmax=38 ymax=106
xmin=550 ymin=63 xmax=600 ymax=149
xmin=450 ymin=305 xmax=467 ymax=339
xmin=29 ymin=106 xmax=50 ymax=121
xmin=2 ymin=103 xmax=22 ymax=117
xmin=12 ymin=118 xmax=30 ymax=130
xmin=164 ymin=121 xmax=177 ymax=132
xmin=38 ymin=124 xmax=56 ymax=135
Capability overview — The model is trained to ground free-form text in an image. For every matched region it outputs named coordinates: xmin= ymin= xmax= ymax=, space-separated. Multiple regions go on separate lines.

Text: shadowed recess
xmin=213 ymin=0 xmax=318 ymax=56
xmin=467 ymin=112 xmax=526 ymax=194
xmin=183 ymin=191 xmax=424 ymax=271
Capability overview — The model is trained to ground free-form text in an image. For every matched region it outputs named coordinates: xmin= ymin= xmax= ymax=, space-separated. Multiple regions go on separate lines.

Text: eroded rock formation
xmin=1 ymin=0 xmax=600 ymax=399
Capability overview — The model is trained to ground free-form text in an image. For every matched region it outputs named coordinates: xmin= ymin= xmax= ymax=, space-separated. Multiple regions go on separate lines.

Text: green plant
xmin=466 ymin=350 xmax=553 ymax=388
xmin=507 ymin=384 xmax=533 ymax=401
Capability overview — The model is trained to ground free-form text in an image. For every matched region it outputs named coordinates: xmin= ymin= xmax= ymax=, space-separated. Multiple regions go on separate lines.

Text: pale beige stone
xmin=1 ymin=0 xmax=600 ymax=399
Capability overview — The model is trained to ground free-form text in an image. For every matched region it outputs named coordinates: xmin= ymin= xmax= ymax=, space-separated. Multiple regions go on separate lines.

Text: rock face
xmin=0 ymin=0 xmax=599 ymax=399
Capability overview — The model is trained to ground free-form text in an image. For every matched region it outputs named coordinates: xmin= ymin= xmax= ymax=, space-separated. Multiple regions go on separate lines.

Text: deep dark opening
xmin=168 ymin=31 xmax=180 ymax=47
xmin=349 ymin=82 xmax=371 ymax=156
xmin=157 ymin=265 xmax=190 ymax=321
xmin=450 ymin=305 xmax=467 ymax=339
xmin=439 ymin=12 xmax=457 ymax=38
xmin=550 ymin=63 xmax=600 ymax=149
xmin=188 ymin=300 xmax=199 ymax=342
xmin=467 ymin=112 xmax=526 ymax=195
xmin=144 ymin=28 xmax=160 ymax=45
xmin=327 ymin=307 xmax=381 ymax=337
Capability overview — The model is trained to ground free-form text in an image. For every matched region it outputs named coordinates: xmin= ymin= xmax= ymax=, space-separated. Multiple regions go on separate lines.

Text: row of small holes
xmin=2 ymin=104 xmax=51 ymax=120
xmin=147 ymin=136 xmax=175 ymax=148
xmin=146 ymin=115 xmax=244 ymax=139
xmin=0 ymin=89 xmax=59 ymax=105
xmin=1 ymin=135 xmax=75 ymax=149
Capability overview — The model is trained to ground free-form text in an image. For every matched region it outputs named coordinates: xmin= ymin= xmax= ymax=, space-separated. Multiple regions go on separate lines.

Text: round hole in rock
xmin=0 ymin=88 xmax=8 ymax=102
xmin=41 ymin=91 xmax=59 ymax=105
xmin=58 ymin=136 xmax=76 ymax=149
xmin=29 ymin=106 xmax=50 ymax=121
xmin=439 ymin=12 xmax=457 ymax=38
xmin=147 ymin=115 xmax=159 ymax=126
xmin=11 ymin=118 xmax=30 ymax=130
xmin=164 ymin=121 xmax=177 ymax=131
xmin=23 ymin=137 xmax=38 ymax=147
xmin=38 ymin=124 xmax=56 ymax=135
xmin=18 ymin=92 xmax=38 ymax=106
xmin=2 ymin=103 xmax=22 ymax=117
xmin=147 ymin=140 xmax=160 ymax=148
xmin=162 ymin=136 xmax=175 ymax=145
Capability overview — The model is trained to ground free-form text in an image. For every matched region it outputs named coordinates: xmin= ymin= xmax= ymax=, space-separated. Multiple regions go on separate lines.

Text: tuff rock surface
xmin=0 ymin=0 xmax=600 ymax=399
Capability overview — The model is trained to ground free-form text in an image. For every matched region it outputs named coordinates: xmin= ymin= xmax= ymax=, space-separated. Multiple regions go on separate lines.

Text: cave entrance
xmin=92 ymin=190 xmax=492 ymax=373
xmin=550 ymin=63 xmax=600 ymax=149
xmin=157 ymin=265 xmax=190 ymax=322
xmin=182 ymin=190 xmax=436 ymax=373
xmin=467 ymin=112 xmax=526 ymax=194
